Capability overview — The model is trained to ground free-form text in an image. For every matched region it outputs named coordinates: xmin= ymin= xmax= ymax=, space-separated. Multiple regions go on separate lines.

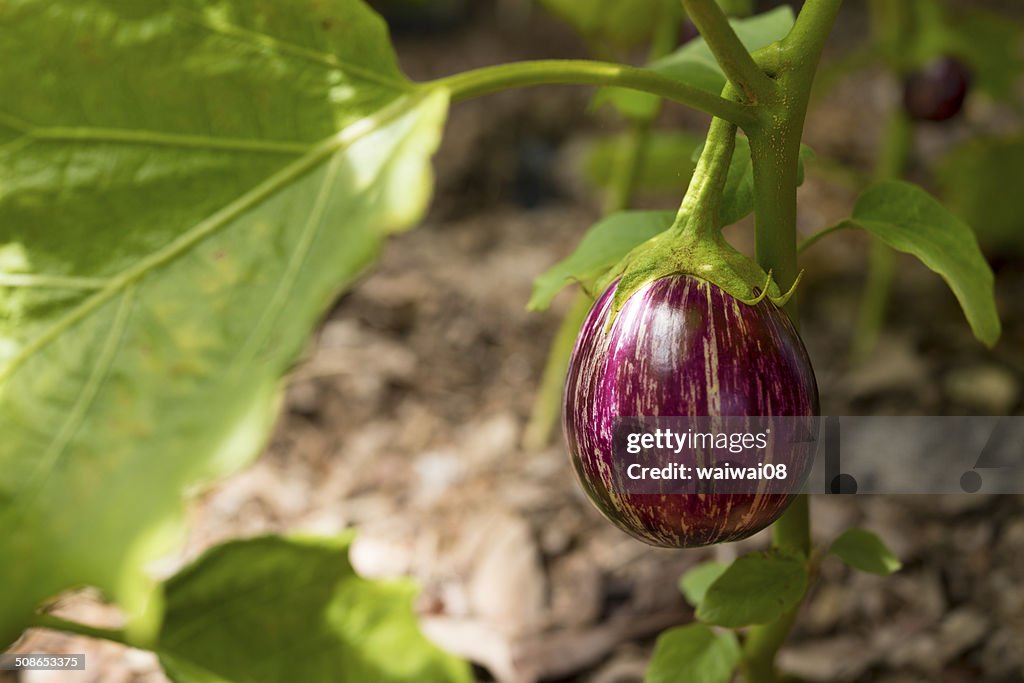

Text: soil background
xmin=9 ymin=1 xmax=1024 ymax=681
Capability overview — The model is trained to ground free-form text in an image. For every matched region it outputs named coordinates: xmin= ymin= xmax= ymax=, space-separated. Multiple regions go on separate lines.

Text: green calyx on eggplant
xmin=596 ymin=118 xmax=802 ymax=326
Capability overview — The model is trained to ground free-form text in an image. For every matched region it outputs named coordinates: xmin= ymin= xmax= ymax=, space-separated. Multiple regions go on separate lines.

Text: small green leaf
xmin=696 ymin=550 xmax=808 ymax=628
xmin=938 ymin=134 xmax=1024 ymax=254
xmin=598 ymin=7 xmax=795 ymax=118
xmin=158 ymin=535 xmax=472 ymax=683
xmin=645 ymin=624 xmax=741 ymax=683
xmin=528 ymin=210 xmax=675 ymax=311
xmin=844 ymin=180 xmax=1001 ymax=347
xmin=678 ymin=561 xmax=728 ymax=608
xmin=582 ymin=131 xmax=703 ymax=194
xmin=830 ymin=528 xmax=902 ymax=576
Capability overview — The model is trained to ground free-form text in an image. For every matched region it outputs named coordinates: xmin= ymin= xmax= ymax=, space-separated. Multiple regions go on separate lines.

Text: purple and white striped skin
xmin=563 ymin=275 xmax=819 ymax=548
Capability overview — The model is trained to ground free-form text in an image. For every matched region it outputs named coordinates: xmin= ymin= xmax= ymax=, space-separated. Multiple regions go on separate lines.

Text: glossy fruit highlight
xmin=563 ymin=275 xmax=819 ymax=548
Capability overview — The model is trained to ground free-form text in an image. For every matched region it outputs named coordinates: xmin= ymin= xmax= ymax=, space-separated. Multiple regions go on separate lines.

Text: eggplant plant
xmin=0 ymin=0 xmax=1009 ymax=682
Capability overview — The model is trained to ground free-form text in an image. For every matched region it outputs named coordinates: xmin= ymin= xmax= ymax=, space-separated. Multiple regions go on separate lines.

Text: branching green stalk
xmin=739 ymin=1 xmax=843 ymax=681
xmin=681 ymin=0 xmax=779 ymax=103
xmin=427 ymin=60 xmax=758 ymax=127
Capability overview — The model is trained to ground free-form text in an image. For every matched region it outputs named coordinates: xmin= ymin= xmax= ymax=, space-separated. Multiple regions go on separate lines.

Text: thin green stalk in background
xmin=523 ymin=2 xmax=681 ymax=449
xmin=849 ymin=2 xmax=916 ymax=363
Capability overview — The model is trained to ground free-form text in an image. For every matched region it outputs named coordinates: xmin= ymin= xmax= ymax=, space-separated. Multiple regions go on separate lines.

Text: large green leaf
xmin=0 ymin=0 xmax=448 ymax=646
xmin=842 ymin=180 xmax=1001 ymax=347
xmin=938 ymin=134 xmax=1024 ymax=254
xmin=598 ymin=7 xmax=795 ymax=119
xmin=695 ymin=550 xmax=808 ymax=628
xmin=645 ymin=624 xmax=740 ymax=683
xmin=157 ymin=535 xmax=471 ymax=683
xmin=528 ymin=210 xmax=675 ymax=311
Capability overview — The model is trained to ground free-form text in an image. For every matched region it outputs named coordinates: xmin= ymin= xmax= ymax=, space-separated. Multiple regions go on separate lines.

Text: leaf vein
xmin=28 ymin=127 xmax=311 ymax=155
xmin=232 ymin=145 xmax=344 ymax=369
xmin=0 ymin=274 xmax=110 ymax=291
xmin=0 ymin=93 xmax=424 ymax=384
xmin=30 ymin=286 xmax=136 ymax=487
xmin=177 ymin=8 xmax=410 ymax=94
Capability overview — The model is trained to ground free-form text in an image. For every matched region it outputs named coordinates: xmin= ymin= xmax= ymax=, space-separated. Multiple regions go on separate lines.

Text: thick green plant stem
xmin=740 ymin=1 xmax=842 ymax=681
xmin=749 ymin=0 xmax=842 ymax=311
xmin=681 ymin=0 xmax=779 ymax=103
xmin=428 ymin=60 xmax=758 ymax=127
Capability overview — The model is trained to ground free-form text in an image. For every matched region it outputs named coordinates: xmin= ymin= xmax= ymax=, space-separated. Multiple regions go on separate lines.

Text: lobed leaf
xmin=644 ymin=624 xmax=740 ymax=683
xmin=0 ymin=0 xmax=448 ymax=645
xmin=696 ymin=550 xmax=808 ymax=628
xmin=830 ymin=528 xmax=902 ymax=576
xmin=157 ymin=535 xmax=472 ymax=683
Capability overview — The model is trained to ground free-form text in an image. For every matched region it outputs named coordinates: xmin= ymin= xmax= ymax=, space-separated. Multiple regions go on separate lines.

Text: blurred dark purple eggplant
xmin=903 ymin=57 xmax=972 ymax=123
xmin=563 ymin=275 xmax=819 ymax=548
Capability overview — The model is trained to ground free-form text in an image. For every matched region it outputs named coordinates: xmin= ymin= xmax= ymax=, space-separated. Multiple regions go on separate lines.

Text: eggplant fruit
xmin=903 ymin=57 xmax=972 ymax=123
xmin=563 ymin=275 xmax=819 ymax=548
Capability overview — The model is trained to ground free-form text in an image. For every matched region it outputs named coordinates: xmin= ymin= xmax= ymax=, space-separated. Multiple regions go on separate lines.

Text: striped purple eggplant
xmin=563 ymin=275 xmax=819 ymax=548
